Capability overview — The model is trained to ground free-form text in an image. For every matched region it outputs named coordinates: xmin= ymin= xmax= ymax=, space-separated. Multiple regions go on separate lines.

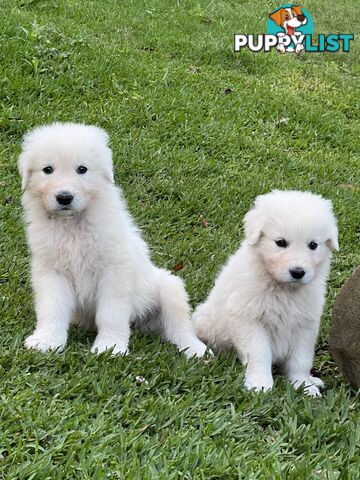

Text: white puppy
xmin=18 ymin=122 xmax=207 ymax=358
xmin=193 ymin=190 xmax=338 ymax=396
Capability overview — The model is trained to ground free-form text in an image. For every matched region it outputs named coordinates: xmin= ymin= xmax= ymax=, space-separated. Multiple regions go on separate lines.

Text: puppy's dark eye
xmin=275 ymin=239 xmax=288 ymax=248
xmin=77 ymin=166 xmax=87 ymax=174
xmin=43 ymin=166 xmax=54 ymax=174
xmin=309 ymin=241 xmax=318 ymax=250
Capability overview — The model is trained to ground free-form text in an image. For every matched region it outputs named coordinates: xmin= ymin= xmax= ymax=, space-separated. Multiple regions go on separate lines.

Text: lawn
xmin=1 ymin=0 xmax=360 ymax=478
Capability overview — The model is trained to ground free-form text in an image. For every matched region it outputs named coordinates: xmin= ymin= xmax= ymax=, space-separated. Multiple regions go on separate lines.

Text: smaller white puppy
xmin=19 ymin=122 xmax=207 ymax=358
xmin=193 ymin=190 xmax=338 ymax=396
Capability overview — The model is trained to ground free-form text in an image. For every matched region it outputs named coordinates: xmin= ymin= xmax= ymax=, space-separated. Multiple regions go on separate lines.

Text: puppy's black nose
xmin=297 ymin=14 xmax=306 ymax=22
xmin=290 ymin=268 xmax=305 ymax=280
xmin=56 ymin=192 xmax=74 ymax=206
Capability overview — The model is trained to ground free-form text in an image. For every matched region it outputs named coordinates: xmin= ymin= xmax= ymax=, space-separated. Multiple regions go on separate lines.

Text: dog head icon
xmin=269 ymin=5 xmax=307 ymax=35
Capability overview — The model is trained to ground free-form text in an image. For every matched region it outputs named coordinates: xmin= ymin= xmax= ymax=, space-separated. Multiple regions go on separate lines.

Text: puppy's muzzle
xmin=289 ymin=267 xmax=305 ymax=280
xmin=56 ymin=191 xmax=74 ymax=206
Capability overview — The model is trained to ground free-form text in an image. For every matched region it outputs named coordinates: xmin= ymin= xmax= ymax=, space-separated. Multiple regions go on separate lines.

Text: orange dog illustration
xmin=269 ymin=5 xmax=307 ymax=35
xmin=269 ymin=5 xmax=307 ymax=53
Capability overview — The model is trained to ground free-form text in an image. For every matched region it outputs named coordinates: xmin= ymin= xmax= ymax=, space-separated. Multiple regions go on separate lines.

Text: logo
xmin=234 ymin=4 xmax=354 ymax=54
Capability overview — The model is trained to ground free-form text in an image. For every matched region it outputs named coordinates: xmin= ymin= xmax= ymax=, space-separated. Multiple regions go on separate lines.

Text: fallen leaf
xmin=189 ymin=65 xmax=201 ymax=74
xmin=172 ymin=262 xmax=184 ymax=272
xmin=339 ymin=183 xmax=358 ymax=191
xmin=140 ymin=46 xmax=155 ymax=52
xmin=224 ymin=87 xmax=234 ymax=94
xmin=135 ymin=375 xmax=149 ymax=385
xmin=202 ymin=358 xmax=212 ymax=365
xmin=199 ymin=15 xmax=213 ymax=24
xmin=199 ymin=215 xmax=209 ymax=227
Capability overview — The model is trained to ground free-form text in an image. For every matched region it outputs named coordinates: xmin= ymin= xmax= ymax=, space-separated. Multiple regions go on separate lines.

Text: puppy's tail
xmin=155 ymin=268 xmax=207 ymax=358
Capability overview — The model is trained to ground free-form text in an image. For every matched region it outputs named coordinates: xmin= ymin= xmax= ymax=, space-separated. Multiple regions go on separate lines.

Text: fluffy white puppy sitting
xmin=18 ymin=122 xmax=207 ymax=358
xmin=193 ymin=190 xmax=338 ymax=396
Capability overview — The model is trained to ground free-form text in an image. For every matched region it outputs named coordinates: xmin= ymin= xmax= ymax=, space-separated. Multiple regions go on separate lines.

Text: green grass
xmin=1 ymin=0 xmax=360 ymax=477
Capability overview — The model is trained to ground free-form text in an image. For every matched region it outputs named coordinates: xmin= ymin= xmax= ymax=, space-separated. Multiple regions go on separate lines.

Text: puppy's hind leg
xmin=154 ymin=268 xmax=207 ymax=358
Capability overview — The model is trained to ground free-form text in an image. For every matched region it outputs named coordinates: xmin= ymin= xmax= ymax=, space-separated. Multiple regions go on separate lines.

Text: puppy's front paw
xmin=291 ymin=377 xmax=323 ymax=397
xmin=244 ymin=374 xmax=274 ymax=393
xmin=91 ymin=335 xmax=129 ymax=355
xmin=304 ymin=384 xmax=322 ymax=397
xmin=24 ymin=331 xmax=66 ymax=352
xmin=181 ymin=339 xmax=209 ymax=359
xmin=310 ymin=376 xmax=324 ymax=389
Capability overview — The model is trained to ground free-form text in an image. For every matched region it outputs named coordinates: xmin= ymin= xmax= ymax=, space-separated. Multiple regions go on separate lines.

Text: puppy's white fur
xmin=193 ymin=190 xmax=338 ymax=396
xmin=19 ymin=122 xmax=206 ymax=357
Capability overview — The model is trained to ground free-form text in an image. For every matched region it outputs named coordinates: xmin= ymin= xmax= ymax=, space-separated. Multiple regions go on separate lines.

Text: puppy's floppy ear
xmin=292 ymin=5 xmax=303 ymax=16
xmin=102 ymin=145 xmax=115 ymax=184
xmin=90 ymin=126 xmax=114 ymax=184
xmin=244 ymin=206 xmax=263 ymax=245
xmin=18 ymin=151 xmax=32 ymax=191
xmin=326 ymin=226 xmax=339 ymax=251
xmin=18 ymin=127 xmax=40 ymax=191
xmin=324 ymin=199 xmax=339 ymax=251
xmin=269 ymin=9 xmax=283 ymax=26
